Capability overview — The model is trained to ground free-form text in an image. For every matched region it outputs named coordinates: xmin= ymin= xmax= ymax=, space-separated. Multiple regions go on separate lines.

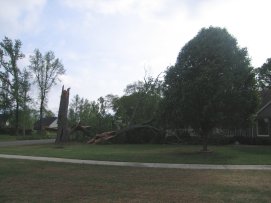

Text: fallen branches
xmin=87 ymin=124 xmax=164 ymax=144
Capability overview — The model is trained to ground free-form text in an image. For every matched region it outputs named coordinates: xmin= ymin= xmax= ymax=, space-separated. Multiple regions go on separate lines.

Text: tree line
xmin=68 ymin=27 xmax=271 ymax=150
xmin=0 ymin=37 xmax=65 ymax=135
xmin=1 ymin=27 xmax=271 ymax=150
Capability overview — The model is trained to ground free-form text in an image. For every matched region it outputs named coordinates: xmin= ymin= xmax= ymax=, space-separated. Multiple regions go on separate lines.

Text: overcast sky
xmin=1 ymin=0 xmax=271 ymax=113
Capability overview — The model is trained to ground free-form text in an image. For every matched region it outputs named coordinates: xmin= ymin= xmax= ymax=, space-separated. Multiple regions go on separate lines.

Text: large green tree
xmin=0 ymin=37 xmax=25 ymax=134
xmin=29 ymin=49 xmax=65 ymax=132
xmin=163 ymin=27 xmax=258 ymax=151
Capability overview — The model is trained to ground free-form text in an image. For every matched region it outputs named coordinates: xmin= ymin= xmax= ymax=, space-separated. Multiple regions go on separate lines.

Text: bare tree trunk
xmin=15 ymin=102 xmax=19 ymax=136
xmin=55 ymin=86 xmax=70 ymax=144
xmin=39 ymin=98 xmax=44 ymax=134
xmin=22 ymin=106 xmax=26 ymax=137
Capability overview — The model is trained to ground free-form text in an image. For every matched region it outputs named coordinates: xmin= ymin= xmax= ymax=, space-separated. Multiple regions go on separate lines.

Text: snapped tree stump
xmin=55 ymin=86 xmax=70 ymax=143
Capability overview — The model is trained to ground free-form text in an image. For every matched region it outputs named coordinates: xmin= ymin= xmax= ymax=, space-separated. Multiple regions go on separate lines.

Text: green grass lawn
xmin=0 ymin=133 xmax=56 ymax=141
xmin=0 ymin=144 xmax=270 ymax=164
xmin=0 ymin=158 xmax=270 ymax=202
xmin=0 ymin=134 xmax=18 ymax=141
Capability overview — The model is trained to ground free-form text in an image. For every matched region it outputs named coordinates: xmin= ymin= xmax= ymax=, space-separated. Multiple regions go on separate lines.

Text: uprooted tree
xmin=55 ymin=86 xmax=70 ymax=144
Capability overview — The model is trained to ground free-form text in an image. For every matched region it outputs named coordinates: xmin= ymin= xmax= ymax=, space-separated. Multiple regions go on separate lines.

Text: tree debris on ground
xmin=87 ymin=124 xmax=164 ymax=144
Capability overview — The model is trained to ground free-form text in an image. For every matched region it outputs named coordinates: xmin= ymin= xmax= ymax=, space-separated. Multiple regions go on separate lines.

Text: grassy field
xmin=0 ymin=144 xmax=270 ymax=164
xmin=0 ymin=133 xmax=56 ymax=141
xmin=0 ymin=158 xmax=270 ymax=202
xmin=0 ymin=135 xmax=17 ymax=141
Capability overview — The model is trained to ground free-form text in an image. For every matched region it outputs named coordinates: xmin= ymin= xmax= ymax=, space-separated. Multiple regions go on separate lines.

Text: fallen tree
xmin=70 ymin=122 xmax=92 ymax=136
xmin=87 ymin=124 xmax=165 ymax=144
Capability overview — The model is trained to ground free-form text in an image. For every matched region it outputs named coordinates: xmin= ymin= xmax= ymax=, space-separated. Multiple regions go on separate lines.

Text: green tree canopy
xmin=0 ymin=37 xmax=25 ymax=134
xmin=113 ymin=76 xmax=163 ymax=127
xmin=256 ymin=58 xmax=271 ymax=89
xmin=163 ymin=27 xmax=259 ymax=151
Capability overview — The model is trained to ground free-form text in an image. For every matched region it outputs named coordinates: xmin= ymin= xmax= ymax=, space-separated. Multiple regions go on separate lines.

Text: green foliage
xmin=29 ymin=49 xmax=65 ymax=131
xmin=113 ymin=76 xmax=163 ymax=127
xmin=68 ymin=94 xmax=115 ymax=136
xmin=163 ymin=27 xmax=259 ymax=149
xmin=18 ymin=109 xmax=38 ymax=130
xmin=0 ymin=37 xmax=62 ymax=134
xmin=255 ymin=58 xmax=271 ymax=89
xmin=0 ymin=37 xmax=25 ymax=133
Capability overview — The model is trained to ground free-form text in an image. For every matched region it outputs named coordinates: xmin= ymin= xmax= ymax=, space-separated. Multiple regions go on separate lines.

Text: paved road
xmin=0 ymin=139 xmax=55 ymax=147
xmin=0 ymin=154 xmax=270 ymax=170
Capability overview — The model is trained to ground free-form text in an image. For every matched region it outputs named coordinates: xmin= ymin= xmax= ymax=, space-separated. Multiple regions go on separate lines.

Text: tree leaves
xmin=163 ymin=27 xmax=259 ymax=131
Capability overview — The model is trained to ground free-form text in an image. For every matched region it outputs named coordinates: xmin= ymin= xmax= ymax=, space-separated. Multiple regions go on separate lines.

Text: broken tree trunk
xmin=55 ymin=86 xmax=70 ymax=144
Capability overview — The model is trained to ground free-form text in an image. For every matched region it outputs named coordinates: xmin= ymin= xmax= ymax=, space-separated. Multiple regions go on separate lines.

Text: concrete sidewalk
xmin=0 ymin=154 xmax=271 ymax=170
xmin=0 ymin=139 xmax=55 ymax=147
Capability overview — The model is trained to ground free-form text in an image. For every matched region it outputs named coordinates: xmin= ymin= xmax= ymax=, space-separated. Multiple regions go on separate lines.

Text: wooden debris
xmin=87 ymin=131 xmax=116 ymax=144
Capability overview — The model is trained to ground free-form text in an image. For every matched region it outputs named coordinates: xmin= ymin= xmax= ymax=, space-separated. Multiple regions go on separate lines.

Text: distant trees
xmin=67 ymin=75 xmax=164 ymax=141
xmin=163 ymin=27 xmax=259 ymax=151
xmin=0 ymin=31 xmax=265 ymax=145
xmin=29 ymin=49 xmax=65 ymax=132
xmin=0 ymin=37 xmax=65 ymax=136
xmin=68 ymin=94 xmax=115 ymax=136
xmin=113 ymin=76 xmax=163 ymax=128
xmin=69 ymin=95 xmax=99 ymax=127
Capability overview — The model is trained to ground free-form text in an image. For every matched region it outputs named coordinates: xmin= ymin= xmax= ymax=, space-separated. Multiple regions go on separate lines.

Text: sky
xmin=1 ymin=0 xmax=271 ymax=113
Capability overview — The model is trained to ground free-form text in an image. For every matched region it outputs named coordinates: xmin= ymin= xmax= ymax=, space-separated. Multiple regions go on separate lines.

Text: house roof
xmin=34 ymin=117 xmax=57 ymax=130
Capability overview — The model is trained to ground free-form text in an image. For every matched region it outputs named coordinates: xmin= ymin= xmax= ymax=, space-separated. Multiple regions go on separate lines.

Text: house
xmin=256 ymin=89 xmax=271 ymax=137
xmin=34 ymin=117 xmax=58 ymax=131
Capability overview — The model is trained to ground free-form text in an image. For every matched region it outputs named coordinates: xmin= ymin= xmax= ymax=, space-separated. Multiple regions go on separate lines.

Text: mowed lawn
xmin=0 ymin=135 xmax=17 ymax=141
xmin=0 ymin=144 xmax=271 ymax=164
xmin=0 ymin=159 xmax=270 ymax=203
